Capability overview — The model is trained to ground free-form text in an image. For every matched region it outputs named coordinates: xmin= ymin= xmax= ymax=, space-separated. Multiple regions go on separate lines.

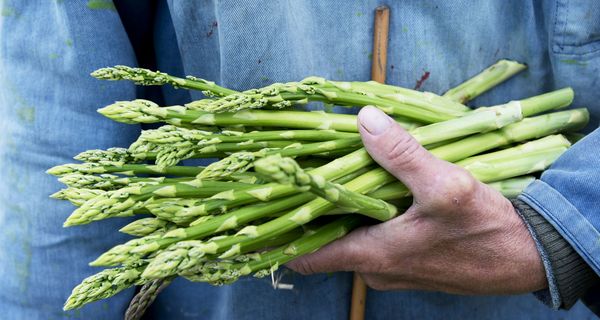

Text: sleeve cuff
xmin=512 ymin=199 xmax=600 ymax=309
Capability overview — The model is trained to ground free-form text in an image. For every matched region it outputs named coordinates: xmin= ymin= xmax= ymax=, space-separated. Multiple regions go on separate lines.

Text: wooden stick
xmin=371 ymin=5 xmax=390 ymax=83
xmin=349 ymin=5 xmax=390 ymax=320
xmin=349 ymin=273 xmax=368 ymax=320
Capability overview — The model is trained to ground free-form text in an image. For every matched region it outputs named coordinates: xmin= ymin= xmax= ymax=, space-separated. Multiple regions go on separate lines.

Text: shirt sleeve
xmin=517 ymin=127 xmax=600 ymax=311
xmin=513 ymin=199 xmax=599 ymax=310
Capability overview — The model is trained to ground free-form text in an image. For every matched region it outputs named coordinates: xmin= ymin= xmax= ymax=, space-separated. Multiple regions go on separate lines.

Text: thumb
xmin=357 ymin=106 xmax=452 ymax=195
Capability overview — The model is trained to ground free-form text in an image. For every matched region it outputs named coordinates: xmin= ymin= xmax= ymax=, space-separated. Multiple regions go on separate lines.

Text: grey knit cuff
xmin=512 ymin=199 xmax=599 ymax=309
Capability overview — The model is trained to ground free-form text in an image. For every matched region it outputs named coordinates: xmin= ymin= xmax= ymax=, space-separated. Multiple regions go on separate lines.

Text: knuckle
xmin=385 ymin=136 xmax=423 ymax=171
xmin=431 ymin=166 xmax=479 ymax=208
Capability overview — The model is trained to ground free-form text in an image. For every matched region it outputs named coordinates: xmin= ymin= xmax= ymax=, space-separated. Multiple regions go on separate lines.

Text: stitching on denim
xmin=554 ymin=44 xmax=600 ymax=57
xmin=552 ymin=0 xmax=566 ymax=54
xmin=551 ymin=0 xmax=600 ymax=56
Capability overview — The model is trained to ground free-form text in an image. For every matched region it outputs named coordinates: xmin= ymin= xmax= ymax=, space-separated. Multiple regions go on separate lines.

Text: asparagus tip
xmin=47 ymin=165 xmax=70 ymax=176
xmin=97 ymin=99 xmax=165 ymax=124
xmin=50 ymin=190 xmax=65 ymax=199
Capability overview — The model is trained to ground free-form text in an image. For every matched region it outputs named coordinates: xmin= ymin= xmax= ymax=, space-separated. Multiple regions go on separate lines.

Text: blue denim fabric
xmin=0 ymin=0 xmax=598 ymax=319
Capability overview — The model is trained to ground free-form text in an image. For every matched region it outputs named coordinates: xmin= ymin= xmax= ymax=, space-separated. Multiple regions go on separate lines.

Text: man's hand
xmin=288 ymin=106 xmax=547 ymax=294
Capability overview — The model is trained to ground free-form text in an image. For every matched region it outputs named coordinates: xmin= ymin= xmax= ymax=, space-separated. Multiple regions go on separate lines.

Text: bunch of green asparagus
xmin=49 ymin=60 xmax=589 ymax=311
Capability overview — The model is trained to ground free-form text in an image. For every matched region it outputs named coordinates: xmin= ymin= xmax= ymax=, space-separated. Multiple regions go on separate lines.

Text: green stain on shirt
xmin=87 ymin=0 xmax=116 ymax=11
xmin=1 ymin=6 xmax=14 ymax=16
xmin=560 ymin=59 xmax=587 ymax=66
xmin=17 ymin=106 xmax=35 ymax=124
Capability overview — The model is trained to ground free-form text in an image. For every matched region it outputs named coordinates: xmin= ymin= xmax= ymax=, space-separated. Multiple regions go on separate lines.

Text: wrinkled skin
xmin=288 ymin=106 xmax=547 ymax=295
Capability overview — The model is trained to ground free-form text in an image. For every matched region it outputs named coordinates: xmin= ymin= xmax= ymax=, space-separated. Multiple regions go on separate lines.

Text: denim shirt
xmin=0 ymin=1 xmax=599 ymax=319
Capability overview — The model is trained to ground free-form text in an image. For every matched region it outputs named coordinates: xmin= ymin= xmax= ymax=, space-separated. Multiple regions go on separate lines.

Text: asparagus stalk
xmin=466 ymin=147 xmax=568 ymax=182
xmin=323 ymin=79 xmax=471 ymax=113
xmin=58 ymin=174 xmax=194 ymax=191
xmin=486 ymin=176 xmax=536 ymax=198
xmin=366 ymin=175 xmax=532 ymax=202
xmin=455 ymin=134 xmax=571 ymax=167
xmin=430 ymin=108 xmax=588 ymax=162
xmin=369 ymin=175 xmax=535 ymax=201
xmin=139 ymin=126 xmax=359 ymax=146
xmin=100 ymin=100 xmax=381 ymax=132
xmin=99 ymin=100 xmax=361 ymax=130
xmin=409 ymin=101 xmax=522 ymax=144
xmin=518 ymin=87 xmax=574 ymax=117
xmin=254 ymin=155 xmax=398 ymax=221
xmin=91 ymin=66 xmax=238 ymax=97
xmin=47 ymin=162 xmax=205 ymax=177
xmin=124 ymin=277 xmax=174 ymax=319
xmin=443 ymin=60 xmax=527 ymax=103
xmin=58 ymin=174 xmax=128 ymax=190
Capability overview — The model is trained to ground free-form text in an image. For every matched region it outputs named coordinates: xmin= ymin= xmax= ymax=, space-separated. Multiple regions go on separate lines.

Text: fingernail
xmin=359 ymin=106 xmax=391 ymax=135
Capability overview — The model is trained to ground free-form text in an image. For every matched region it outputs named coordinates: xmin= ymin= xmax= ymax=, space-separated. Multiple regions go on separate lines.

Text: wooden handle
xmin=371 ymin=5 xmax=390 ymax=83
xmin=349 ymin=5 xmax=390 ymax=320
xmin=349 ymin=273 xmax=368 ymax=320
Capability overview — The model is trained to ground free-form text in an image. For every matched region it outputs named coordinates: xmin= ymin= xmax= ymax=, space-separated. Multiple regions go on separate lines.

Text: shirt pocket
xmin=552 ymin=0 xmax=600 ymax=56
